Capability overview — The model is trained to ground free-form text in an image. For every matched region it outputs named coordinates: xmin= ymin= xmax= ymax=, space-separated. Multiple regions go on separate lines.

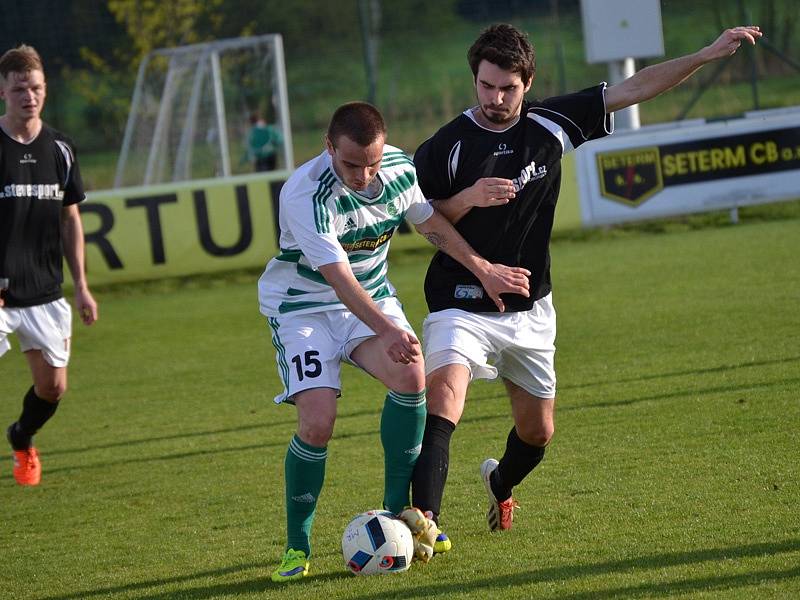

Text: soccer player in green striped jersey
xmin=259 ymin=102 xmax=530 ymax=581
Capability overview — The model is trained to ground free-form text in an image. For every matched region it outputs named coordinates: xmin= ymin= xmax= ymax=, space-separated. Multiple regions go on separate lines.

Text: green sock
xmin=284 ymin=434 xmax=327 ymax=557
xmin=381 ymin=390 xmax=426 ymax=513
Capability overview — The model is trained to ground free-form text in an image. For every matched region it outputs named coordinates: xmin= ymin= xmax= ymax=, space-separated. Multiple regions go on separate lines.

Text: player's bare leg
xmin=26 ymin=349 xmax=68 ymax=400
xmin=350 ymin=336 xmax=426 ymax=394
xmin=7 ymin=350 xmax=66 ymax=486
xmin=482 ymin=380 xmax=554 ymax=530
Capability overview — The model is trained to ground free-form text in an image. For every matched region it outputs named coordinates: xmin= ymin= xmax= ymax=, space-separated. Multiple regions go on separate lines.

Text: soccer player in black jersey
xmin=410 ymin=24 xmax=762 ymax=538
xmin=0 ymin=45 xmax=97 ymax=486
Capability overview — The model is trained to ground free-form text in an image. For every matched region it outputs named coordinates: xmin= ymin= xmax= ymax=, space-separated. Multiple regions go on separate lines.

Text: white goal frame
xmin=114 ymin=34 xmax=293 ymax=188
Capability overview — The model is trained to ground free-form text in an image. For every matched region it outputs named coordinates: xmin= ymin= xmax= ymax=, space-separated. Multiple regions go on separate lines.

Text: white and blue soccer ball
xmin=341 ymin=510 xmax=414 ymax=575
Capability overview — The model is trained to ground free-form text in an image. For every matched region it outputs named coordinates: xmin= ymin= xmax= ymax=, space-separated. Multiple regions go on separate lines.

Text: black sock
xmin=411 ymin=414 xmax=456 ymax=524
xmin=8 ymin=387 xmax=59 ymax=450
xmin=492 ymin=426 xmax=546 ymax=502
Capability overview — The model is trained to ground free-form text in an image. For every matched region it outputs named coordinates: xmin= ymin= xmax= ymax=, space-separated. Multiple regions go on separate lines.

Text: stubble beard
xmin=479 ymin=97 xmax=523 ymax=127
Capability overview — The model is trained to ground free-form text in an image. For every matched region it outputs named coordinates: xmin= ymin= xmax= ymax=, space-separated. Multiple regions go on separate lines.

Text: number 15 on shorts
xmin=291 ymin=350 xmax=322 ymax=381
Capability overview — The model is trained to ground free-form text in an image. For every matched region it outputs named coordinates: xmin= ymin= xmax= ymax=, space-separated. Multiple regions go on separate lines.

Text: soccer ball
xmin=341 ymin=510 xmax=414 ymax=575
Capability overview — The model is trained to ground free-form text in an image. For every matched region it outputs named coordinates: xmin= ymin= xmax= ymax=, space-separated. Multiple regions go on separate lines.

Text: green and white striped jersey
xmin=258 ymin=144 xmax=433 ymax=317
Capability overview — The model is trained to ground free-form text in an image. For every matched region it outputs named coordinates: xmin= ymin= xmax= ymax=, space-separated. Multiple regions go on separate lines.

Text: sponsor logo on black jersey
xmin=512 ymin=160 xmax=548 ymax=191
xmin=20 ymin=153 xmax=37 ymax=164
xmin=0 ymin=183 xmax=64 ymax=200
xmin=596 ymin=147 xmax=663 ymax=206
xmin=340 ymin=230 xmax=394 ymax=252
xmin=493 ymin=143 xmax=514 ymax=157
xmin=454 ymin=284 xmax=484 ymax=299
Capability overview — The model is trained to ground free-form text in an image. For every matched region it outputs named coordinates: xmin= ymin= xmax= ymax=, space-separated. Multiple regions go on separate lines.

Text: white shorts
xmin=265 ymin=297 xmax=416 ymax=404
xmin=422 ymin=293 xmax=556 ymax=399
xmin=0 ymin=298 xmax=72 ymax=368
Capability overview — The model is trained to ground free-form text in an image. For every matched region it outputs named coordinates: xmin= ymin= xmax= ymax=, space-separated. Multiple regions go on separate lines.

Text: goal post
xmin=114 ymin=34 xmax=293 ymax=188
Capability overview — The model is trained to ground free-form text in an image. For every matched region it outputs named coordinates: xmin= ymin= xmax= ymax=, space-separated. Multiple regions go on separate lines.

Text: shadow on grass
xmin=0 ymin=417 xmax=392 ymax=480
xmin=568 ymin=375 xmax=800 ymax=411
xmin=560 ymin=355 xmax=800 ymax=391
xmin=43 ymin=408 xmax=379 ymax=457
xmin=6 ymin=358 xmax=793 ymax=480
xmin=347 ymin=539 xmax=800 ymax=600
xmin=35 ymin=539 xmax=800 ymax=600
xmin=36 ymin=561 xmax=350 ymax=600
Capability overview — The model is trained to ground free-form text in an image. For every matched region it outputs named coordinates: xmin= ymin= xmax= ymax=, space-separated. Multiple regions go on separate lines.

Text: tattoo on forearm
xmin=423 ymin=231 xmax=448 ymax=249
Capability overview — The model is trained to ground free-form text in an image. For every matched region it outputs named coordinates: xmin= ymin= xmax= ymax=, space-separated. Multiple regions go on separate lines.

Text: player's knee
xmin=518 ymin=422 xmax=554 ymax=447
xmin=388 ymin=364 xmax=425 ymax=395
xmin=297 ymin=412 xmax=335 ymax=447
xmin=297 ymin=421 xmax=334 ymax=447
xmin=36 ymin=382 xmax=66 ymax=402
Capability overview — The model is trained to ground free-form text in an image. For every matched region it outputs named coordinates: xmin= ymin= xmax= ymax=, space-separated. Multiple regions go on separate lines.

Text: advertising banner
xmin=575 ymin=108 xmax=800 ymax=226
xmin=82 ymin=171 xmax=432 ymax=285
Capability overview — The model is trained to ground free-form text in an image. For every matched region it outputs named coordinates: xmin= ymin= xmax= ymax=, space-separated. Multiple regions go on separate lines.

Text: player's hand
xmin=0 ymin=277 xmax=7 ymax=307
xmin=476 ymin=263 xmax=531 ymax=312
xmin=466 ymin=177 xmax=517 ymax=208
xmin=379 ymin=326 xmax=420 ymax=364
xmin=75 ymin=287 xmax=98 ymax=325
xmin=702 ymin=26 xmax=762 ymax=61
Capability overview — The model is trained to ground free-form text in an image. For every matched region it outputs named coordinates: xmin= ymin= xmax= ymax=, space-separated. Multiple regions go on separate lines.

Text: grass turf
xmin=1 ymin=214 xmax=798 ymax=599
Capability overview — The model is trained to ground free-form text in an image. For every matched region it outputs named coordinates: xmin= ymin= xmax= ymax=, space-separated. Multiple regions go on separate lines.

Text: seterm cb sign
xmin=576 ymin=107 xmax=800 ymax=226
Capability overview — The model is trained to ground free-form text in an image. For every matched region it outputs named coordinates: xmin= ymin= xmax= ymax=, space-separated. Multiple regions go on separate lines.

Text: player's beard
xmin=480 ymin=97 xmax=523 ymax=126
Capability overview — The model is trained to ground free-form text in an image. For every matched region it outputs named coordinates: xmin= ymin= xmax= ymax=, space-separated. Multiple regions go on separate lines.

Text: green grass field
xmin=2 ymin=212 xmax=799 ymax=599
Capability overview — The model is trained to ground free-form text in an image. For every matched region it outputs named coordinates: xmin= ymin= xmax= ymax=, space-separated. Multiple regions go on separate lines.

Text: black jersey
xmin=415 ymin=84 xmax=612 ymax=313
xmin=0 ymin=124 xmax=85 ymax=307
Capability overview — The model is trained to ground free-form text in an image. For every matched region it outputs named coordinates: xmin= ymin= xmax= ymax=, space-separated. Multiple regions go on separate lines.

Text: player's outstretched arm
xmin=605 ymin=26 xmax=762 ymax=113
xmin=61 ymin=204 xmax=98 ymax=325
xmin=415 ymin=209 xmax=530 ymax=312
xmin=431 ymin=177 xmax=517 ymax=224
xmin=318 ymin=261 xmax=421 ymax=364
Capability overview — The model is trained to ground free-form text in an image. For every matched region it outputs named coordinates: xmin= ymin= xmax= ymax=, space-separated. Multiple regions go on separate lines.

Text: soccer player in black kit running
xmin=410 ymin=24 xmax=761 ymax=541
xmin=0 ymin=45 xmax=97 ymax=486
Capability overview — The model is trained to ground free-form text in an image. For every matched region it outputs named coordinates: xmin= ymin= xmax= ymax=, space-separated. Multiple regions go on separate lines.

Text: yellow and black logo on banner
xmin=596 ymin=147 xmax=663 ymax=206
xmin=596 ymin=126 xmax=800 ymax=207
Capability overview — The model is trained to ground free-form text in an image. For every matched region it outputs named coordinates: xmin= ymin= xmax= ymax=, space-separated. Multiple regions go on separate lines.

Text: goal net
xmin=114 ymin=35 xmax=293 ymax=188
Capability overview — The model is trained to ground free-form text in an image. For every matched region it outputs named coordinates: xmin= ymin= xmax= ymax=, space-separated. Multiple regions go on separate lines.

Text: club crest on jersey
xmin=385 ymin=199 xmax=399 ymax=216
xmin=493 ymin=143 xmax=514 ymax=157
xmin=454 ymin=284 xmax=484 ymax=299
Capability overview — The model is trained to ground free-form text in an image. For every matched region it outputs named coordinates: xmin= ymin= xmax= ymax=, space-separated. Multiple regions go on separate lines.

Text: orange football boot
xmin=12 ymin=447 xmax=41 ymax=486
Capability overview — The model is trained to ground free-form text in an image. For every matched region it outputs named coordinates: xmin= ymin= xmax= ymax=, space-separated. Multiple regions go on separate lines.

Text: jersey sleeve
xmin=528 ymin=84 xmax=613 ymax=154
xmin=413 ymin=133 xmax=455 ymax=201
xmin=281 ymin=189 xmax=347 ymax=270
xmin=404 ymin=182 xmax=435 ymax=225
xmin=56 ymin=136 xmax=86 ymax=206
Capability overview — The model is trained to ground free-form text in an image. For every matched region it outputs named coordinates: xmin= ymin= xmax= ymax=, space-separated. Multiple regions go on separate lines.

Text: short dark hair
xmin=468 ymin=24 xmax=535 ymax=85
xmin=327 ymin=101 xmax=386 ymax=147
xmin=0 ymin=44 xmax=44 ymax=80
